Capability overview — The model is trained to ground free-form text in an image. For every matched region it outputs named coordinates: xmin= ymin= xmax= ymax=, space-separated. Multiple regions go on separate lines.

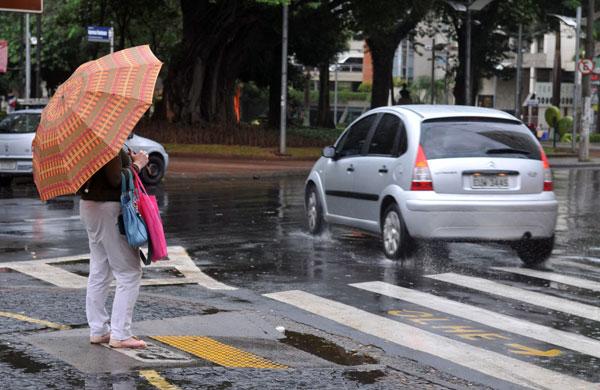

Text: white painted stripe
xmin=264 ymin=290 xmax=596 ymax=390
xmin=9 ymin=263 xmax=88 ymax=288
xmin=23 ymin=216 xmax=80 ymax=222
xmin=426 ymin=273 xmax=600 ymax=322
xmin=351 ymin=281 xmax=600 ymax=359
xmin=2 ymin=246 xmax=237 ymax=291
xmin=492 ymin=267 xmax=600 ymax=292
xmin=557 ymin=260 xmax=600 ymax=274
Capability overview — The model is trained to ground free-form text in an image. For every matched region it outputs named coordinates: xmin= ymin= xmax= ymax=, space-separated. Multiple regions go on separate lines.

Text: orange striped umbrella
xmin=32 ymin=45 xmax=162 ymax=201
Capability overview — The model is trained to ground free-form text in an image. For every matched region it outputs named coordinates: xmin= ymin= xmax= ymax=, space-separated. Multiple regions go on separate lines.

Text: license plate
xmin=472 ymin=174 xmax=509 ymax=189
xmin=0 ymin=161 xmax=16 ymax=170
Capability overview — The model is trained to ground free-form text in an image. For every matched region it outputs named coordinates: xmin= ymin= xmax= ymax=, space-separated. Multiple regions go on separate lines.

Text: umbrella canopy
xmin=33 ymin=45 xmax=162 ymax=201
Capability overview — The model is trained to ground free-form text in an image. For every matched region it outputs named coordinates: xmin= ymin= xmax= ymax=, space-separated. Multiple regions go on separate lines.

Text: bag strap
xmin=131 ymin=167 xmax=148 ymax=195
xmin=121 ymin=171 xmax=127 ymax=195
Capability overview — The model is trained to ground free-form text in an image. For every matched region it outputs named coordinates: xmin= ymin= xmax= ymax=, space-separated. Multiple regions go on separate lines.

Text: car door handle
xmin=378 ymin=168 xmax=388 ymax=174
xmin=347 ymin=166 xmax=354 ymax=172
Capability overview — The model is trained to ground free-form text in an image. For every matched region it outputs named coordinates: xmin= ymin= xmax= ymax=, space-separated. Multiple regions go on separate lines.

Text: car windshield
xmin=0 ymin=113 xmax=41 ymax=134
xmin=420 ymin=118 xmax=541 ymax=160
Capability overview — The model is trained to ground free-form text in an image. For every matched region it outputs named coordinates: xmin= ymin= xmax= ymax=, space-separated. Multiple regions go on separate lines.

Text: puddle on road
xmin=281 ymin=330 xmax=377 ymax=366
xmin=343 ymin=369 xmax=386 ymax=384
xmin=0 ymin=343 xmax=50 ymax=373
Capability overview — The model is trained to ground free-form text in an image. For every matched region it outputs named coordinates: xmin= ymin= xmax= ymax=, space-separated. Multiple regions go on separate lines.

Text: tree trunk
xmin=163 ymin=0 xmax=265 ymax=125
xmin=317 ymin=62 xmax=334 ymax=128
xmin=453 ymin=21 xmax=467 ymax=105
xmin=551 ymin=28 xmax=561 ymax=107
xmin=368 ymin=38 xmax=396 ymax=108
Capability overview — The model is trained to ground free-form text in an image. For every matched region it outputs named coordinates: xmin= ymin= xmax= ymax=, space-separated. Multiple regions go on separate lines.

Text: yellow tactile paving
xmin=0 ymin=311 xmax=71 ymax=330
xmin=151 ymin=336 xmax=288 ymax=369
xmin=139 ymin=370 xmax=180 ymax=390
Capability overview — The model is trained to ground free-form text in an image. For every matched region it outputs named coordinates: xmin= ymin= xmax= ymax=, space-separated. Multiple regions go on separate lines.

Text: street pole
xmin=515 ymin=24 xmax=523 ymax=119
xmin=431 ymin=38 xmax=435 ymax=104
xmin=580 ymin=0 xmax=594 ymax=162
xmin=334 ymin=62 xmax=338 ymax=126
xmin=572 ymin=6 xmax=582 ymax=152
xmin=465 ymin=9 xmax=472 ymax=105
xmin=24 ymin=13 xmax=31 ymax=100
xmin=279 ymin=3 xmax=288 ymax=155
xmin=109 ymin=26 xmax=114 ymax=54
xmin=35 ymin=14 xmax=41 ymax=98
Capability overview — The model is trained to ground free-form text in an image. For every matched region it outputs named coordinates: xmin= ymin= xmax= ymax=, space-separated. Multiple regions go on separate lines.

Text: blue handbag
xmin=120 ymin=169 xmax=148 ymax=248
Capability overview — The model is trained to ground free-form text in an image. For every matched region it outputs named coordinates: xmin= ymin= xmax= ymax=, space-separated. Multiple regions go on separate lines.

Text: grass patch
xmin=164 ymin=144 xmax=322 ymax=160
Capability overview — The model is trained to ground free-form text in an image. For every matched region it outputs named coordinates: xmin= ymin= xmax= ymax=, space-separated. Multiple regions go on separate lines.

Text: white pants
xmin=80 ymin=200 xmax=142 ymax=341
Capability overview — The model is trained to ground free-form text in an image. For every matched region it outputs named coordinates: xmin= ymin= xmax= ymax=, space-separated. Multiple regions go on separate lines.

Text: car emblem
xmin=487 ymin=161 xmax=496 ymax=168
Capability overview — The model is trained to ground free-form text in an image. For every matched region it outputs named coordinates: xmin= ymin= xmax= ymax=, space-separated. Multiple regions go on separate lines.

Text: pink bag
xmin=132 ymin=168 xmax=168 ymax=261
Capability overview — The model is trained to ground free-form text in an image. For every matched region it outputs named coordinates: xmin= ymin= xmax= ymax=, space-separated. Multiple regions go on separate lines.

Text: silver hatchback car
xmin=305 ymin=105 xmax=558 ymax=265
xmin=0 ymin=109 xmax=169 ymax=186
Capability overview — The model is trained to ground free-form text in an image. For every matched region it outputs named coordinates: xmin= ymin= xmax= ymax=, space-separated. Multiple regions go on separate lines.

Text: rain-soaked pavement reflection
xmin=2 ymin=168 xmax=600 ymax=383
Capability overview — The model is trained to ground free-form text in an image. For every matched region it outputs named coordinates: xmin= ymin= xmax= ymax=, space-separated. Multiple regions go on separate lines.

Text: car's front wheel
xmin=140 ymin=154 xmax=165 ymax=185
xmin=514 ymin=236 xmax=554 ymax=265
xmin=381 ymin=203 xmax=412 ymax=260
xmin=305 ymin=185 xmax=325 ymax=234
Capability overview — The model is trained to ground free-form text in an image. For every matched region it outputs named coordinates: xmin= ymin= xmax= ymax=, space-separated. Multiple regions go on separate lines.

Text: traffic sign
xmin=87 ymin=26 xmax=112 ymax=43
xmin=578 ymin=59 xmax=594 ymax=74
xmin=0 ymin=0 xmax=43 ymax=13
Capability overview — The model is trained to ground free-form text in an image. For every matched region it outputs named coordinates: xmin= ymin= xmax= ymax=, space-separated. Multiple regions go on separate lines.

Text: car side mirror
xmin=322 ymin=146 xmax=336 ymax=159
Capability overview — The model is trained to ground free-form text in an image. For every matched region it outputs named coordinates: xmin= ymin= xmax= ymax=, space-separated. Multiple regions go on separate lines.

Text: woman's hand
xmin=131 ymin=150 xmax=149 ymax=171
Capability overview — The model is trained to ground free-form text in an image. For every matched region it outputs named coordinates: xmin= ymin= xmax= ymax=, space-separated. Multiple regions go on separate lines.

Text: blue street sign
xmin=87 ymin=26 xmax=111 ymax=43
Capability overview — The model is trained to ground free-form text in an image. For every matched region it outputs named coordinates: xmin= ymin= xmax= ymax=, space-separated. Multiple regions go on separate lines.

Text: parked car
xmin=0 ymin=109 xmax=169 ymax=187
xmin=305 ymin=105 xmax=558 ymax=265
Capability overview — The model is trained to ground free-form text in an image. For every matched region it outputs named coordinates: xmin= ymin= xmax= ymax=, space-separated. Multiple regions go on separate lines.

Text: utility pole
xmin=580 ymin=0 xmax=594 ymax=162
xmin=573 ymin=6 xmax=582 ymax=153
xmin=24 ymin=13 xmax=31 ymax=100
xmin=279 ymin=3 xmax=288 ymax=155
xmin=515 ymin=24 xmax=523 ymax=118
xmin=431 ymin=38 xmax=436 ymax=104
xmin=35 ymin=14 xmax=41 ymax=98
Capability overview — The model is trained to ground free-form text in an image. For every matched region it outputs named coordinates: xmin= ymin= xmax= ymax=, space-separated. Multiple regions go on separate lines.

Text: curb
xmin=166 ymin=169 xmax=310 ymax=181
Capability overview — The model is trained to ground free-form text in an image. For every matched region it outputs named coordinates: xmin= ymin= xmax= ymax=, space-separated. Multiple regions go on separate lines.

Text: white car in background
xmin=0 ymin=109 xmax=169 ymax=187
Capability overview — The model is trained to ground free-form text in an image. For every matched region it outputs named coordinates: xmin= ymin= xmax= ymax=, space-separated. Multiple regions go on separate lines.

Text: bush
xmin=357 ymin=82 xmax=372 ymax=92
xmin=589 ymin=133 xmax=600 ymax=143
xmin=135 ymin=120 xmax=341 ymax=147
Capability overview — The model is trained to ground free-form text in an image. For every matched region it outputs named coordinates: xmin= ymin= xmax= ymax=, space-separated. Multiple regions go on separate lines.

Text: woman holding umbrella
xmin=32 ymin=46 xmax=162 ymax=349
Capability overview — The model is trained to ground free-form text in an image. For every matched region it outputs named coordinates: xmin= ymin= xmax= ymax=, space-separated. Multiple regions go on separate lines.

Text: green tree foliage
xmin=0 ymin=0 xmax=180 ymax=97
xmin=290 ymin=1 xmax=349 ymax=128
xmin=346 ymin=0 xmax=433 ymax=108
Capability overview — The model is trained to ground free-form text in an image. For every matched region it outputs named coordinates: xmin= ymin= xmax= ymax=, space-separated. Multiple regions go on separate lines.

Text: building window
xmin=536 ymin=35 xmax=544 ymax=53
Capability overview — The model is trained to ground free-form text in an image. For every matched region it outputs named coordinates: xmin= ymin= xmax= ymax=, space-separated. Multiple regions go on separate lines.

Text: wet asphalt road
xmin=1 ymin=168 xmax=600 ymax=388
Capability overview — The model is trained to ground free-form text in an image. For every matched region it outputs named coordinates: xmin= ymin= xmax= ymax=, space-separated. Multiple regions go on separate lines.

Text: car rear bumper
xmin=0 ymin=158 xmax=33 ymax=175
xmin=402 ymin=198 xmax=558 ymax=240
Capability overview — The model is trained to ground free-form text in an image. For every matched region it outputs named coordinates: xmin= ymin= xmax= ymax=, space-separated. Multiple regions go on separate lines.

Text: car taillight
xmin=539 ymin=146 xmax=553 ymax=191
xmin=411 ymin=145 xmax=433 ymax=191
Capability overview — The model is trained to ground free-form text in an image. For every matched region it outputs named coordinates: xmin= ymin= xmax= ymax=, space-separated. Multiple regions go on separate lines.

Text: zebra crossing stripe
xmin=264 ymin=290 xmax=597 ymax=390
xmin=426 ymin=273 xmax=600 ymax=322
xmin=492 ymin=267 xmax=600 ymax=292
xmin=351 ymin=281 xmax=600 ymax=359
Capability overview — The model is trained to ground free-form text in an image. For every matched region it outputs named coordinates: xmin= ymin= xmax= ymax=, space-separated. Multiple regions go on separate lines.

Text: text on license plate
xmin=472 ymin=174 xmax=509 ymax=188
xmin=0 ymin=161 xmax=16 ymax=170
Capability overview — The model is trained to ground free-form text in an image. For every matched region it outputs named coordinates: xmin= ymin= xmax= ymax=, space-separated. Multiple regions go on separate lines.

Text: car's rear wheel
xmin=140 ymin=154 xmax=165 ymax=185
xmin=0 ymin=176 xmax=13 ymax=187
xmin=514 ymin=236 xmax=554 ymax=265
xmin=382 ymin=203 xmax=413 ymax=260
xmin=305 ymin=185 xmax=325 ymax=234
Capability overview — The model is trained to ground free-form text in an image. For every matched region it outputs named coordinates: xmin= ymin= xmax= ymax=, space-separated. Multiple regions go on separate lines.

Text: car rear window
xmin=420 ymin=118 xmax=541 ymax=160
xmin=0 ymin=113 xmax=41 ymax=134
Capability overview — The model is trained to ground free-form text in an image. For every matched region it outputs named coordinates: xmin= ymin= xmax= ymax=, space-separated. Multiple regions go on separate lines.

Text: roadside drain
xmin=280 ymin=330 xmax=378 ymax=366
xmin=0 ymin=342 xmax=50 ymax=373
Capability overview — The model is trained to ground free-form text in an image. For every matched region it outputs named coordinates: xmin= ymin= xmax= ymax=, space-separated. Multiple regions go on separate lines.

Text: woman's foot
xmin=108 ymin=336 xmax=147 ymax=349
xmin=90 ymin=333 xmax=110 ymax=344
